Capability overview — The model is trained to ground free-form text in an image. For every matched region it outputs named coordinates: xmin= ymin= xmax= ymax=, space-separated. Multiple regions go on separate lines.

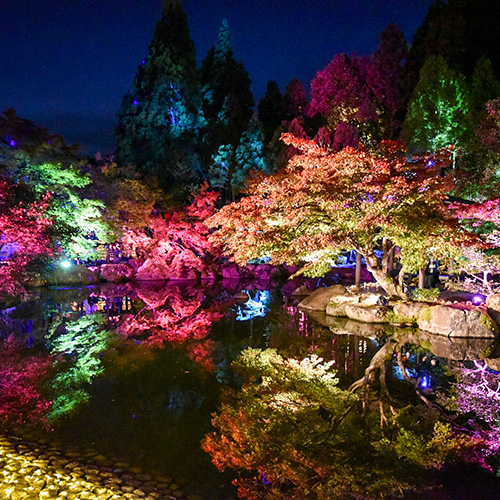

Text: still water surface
xmin=1 ymin=279 xmax=500 ymax=499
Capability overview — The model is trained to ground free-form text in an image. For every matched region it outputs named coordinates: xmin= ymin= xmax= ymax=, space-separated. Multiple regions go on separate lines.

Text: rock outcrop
xmin=48 ymin=265 xmax=99 ymax=286
xmin=300 ymin=285 xmax=499 ymax=339
xmin=417 ymin=304 xmax=497 ymax=338
xmin=298 ymin=285 xmax=347 ymax=311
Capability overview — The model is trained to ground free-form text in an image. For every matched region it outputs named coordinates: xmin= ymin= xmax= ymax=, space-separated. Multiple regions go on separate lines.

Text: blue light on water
xmin=235 ymin=290 xmax=271 ymax=321
xmin=420 ymin=375 xmax=431 ymax=389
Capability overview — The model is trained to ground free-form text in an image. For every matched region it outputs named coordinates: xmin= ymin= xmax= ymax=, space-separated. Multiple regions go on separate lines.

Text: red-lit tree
xmin=0 ymin=336 xmax=52 ymax=427
xmin=119 ymin=182 xmax=221 ymax=278
xmin=0 ymin=178 xmax=53 ymax=296
xmin=208 ymin=135 xmax=480 ymax=298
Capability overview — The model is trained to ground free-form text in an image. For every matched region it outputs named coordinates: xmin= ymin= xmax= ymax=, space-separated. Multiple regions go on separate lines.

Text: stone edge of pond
xmin=0 ymin=431 xmax=216 ymax=500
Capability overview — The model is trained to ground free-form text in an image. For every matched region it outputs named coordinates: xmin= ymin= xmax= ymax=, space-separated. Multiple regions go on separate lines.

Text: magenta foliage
xmin=0 ymin=335 xmax=53 ymax=427
xmin=454 ymin=361 xmax=500 ymax=457
xmin=308 ymin=53 xmax=372 ymax=120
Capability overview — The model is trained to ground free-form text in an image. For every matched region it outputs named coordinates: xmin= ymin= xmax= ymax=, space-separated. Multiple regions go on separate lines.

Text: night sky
xmin=0 ymin=0 xmax=433 ymax=155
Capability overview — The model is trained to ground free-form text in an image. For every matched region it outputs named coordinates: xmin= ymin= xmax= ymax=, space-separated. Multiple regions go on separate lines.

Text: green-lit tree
xmin=115 ymin=0 xmax=204 ymax=198
xmin=403 ymin=55 xmax=470 ymax=154
xmin=453 ymin=57 xmax=500 ymax=199
xmin=0 ymin=110 xmax=113 ymax=261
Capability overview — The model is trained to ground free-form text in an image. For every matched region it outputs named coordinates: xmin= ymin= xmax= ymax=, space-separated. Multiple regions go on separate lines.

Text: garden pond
xmin=1 ymin=278 xmax=500 ymax=499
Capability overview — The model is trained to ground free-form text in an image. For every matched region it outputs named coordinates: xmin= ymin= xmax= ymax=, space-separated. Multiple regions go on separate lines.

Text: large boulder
xmin=134 ymin=259 xmax=171 ymax=281
xmin=253 ymin=264 xmax=279 ymax=280
xmin=391 ymin=301 xmax=431 ymax=325
xmin=220 ymin=262 xmax=247 ymax=279
xmin=325 ymin=292 xmax=382 ymax=317
xmin=417 ymin=304 xmax=498 ymax=338
xmin=486 ymin=294 xmax=500 ymax=325
xmin=344 ymin=304 xmax=389 ymax=323
xmin=298 ymin=285 xmax=347 ymax=311
xmin=98 ymin=263 xmax=134 ymax=282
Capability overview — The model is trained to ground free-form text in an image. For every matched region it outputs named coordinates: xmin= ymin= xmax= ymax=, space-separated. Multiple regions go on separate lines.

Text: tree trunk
xmin=381 ymin=238 xmax=395 ymax=274
xmin=418 ymin=268 xmax=425 ymax=289
xmin=360 ymin=247 xmax=410 ymax=299
xmin=355 ymin=252 xmax=362 ymax=287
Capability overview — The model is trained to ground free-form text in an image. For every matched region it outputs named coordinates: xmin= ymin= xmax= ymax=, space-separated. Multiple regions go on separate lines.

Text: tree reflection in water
xmin=203 ymin=330 xmax=500 ymax=500
xmin=2 ymin=283 xmax=500 ymax=498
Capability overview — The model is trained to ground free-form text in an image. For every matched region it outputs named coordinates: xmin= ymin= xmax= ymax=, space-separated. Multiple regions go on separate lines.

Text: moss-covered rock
xmin=417 ymin=304 xmax=497 ymax=338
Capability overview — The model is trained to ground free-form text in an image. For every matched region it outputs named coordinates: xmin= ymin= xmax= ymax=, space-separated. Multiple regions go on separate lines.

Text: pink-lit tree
xmin=0 ymin=178 xmax=53 ymax=297
xmin=0 ymin=335 xmax=53 ymax=428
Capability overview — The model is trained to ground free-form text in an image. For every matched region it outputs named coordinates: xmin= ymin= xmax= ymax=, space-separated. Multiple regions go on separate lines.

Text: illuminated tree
xmin=120 ymin=183 xmax=221 ymax=275
xmin=308 ymin=53 xmax=374 ymax=128
xmin=403 ymin=56 xmax=470 ymax=153
xmin=13 ymin=160 xmax=112 ymax=260
xmin=47 ymin=314 xmax=115 ymax=420
xmin=0 ymin=335 xmax=52 ymax=427
xmin=453 ymin=58 xmax=500 ymax=199
xmin=232 ymin=117 xmax=269 ymax=195
xmin=0 ymin=177 xmax=52 ymax=296
xmin=208 ymin=134 xmax=479 ymax=298
xmin=203 ymin=346 xmax=475 ymax=500
xmin=200 ymin=19 xmax=255 ymax=199
xmin=115 ymin=0 xmax=204 ymax=197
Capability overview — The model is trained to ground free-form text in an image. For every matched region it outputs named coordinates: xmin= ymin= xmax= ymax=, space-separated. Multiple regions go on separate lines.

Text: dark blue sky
xmin=0 ymin=0 xmax=433 ymax=154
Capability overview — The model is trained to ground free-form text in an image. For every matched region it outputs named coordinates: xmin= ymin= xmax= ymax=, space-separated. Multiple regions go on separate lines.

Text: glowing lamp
xmin=60 ymin=260 xmax=72 ymax=268
xmin=472 ymin=295 xmax=484 ymax=305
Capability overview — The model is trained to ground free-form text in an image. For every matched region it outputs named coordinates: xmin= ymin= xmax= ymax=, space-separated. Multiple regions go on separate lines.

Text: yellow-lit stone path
xmin=0 ymin=434 xmax=205 ymax=500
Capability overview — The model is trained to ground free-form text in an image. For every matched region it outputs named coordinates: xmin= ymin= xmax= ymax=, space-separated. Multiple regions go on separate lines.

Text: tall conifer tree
xmin=201 ymin=21 xmax=253 ymax=152
xmin=115 ymin=0 xmax=204 ymax=198
xmin=200 ymin=18 xmax=255 ymax=199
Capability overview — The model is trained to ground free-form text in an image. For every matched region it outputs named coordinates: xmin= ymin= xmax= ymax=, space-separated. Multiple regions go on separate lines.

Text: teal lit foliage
xmin=404 ymin=55 xmax=469 ymax=153
xmin=115 ymin=0 xmax=204 ymax=198
xmin=232 ymin=117 xmax=269 ymax=194
xmin=207 ymin=117 xmax=268 ymax=197
xmin=200 ymin=19 xmax=254 ymax=179
xmin=208 ymin=144 xmax=232 ymax=189
xmin=47 ymin=314 xmax=116 ymax=420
